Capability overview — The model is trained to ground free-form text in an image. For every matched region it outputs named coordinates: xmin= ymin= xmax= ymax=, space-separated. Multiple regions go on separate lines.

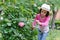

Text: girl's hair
xmin=38 ymin=9 xmax=49 ymax=17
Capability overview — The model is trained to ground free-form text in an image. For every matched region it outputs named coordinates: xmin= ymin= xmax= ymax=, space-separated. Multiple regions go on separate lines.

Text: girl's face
xmin=40 ymin=9 xmax=47 ymax=17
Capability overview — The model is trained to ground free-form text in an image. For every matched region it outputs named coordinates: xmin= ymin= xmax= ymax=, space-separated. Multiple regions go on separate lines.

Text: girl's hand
xmin=36 ymin=20 xmax=41 ymax=25
xmin=32 ymin=26 xmax=35 ymax=30
xmin=36 ymin=20 xmax=39 ymax=23
xmin=36 ymin=20 xmax=40 ymax=24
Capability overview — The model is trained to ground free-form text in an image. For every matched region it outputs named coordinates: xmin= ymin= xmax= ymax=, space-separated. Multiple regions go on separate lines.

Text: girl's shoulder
xmin=46 ymin=16 xmax=50 ymax=20
xmin=47 ymin=16 xmax=50 ymax=18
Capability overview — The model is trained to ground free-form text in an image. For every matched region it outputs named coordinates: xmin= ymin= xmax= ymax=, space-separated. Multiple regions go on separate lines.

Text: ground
xmin=46 ymin=26 xmax=60 ymax=40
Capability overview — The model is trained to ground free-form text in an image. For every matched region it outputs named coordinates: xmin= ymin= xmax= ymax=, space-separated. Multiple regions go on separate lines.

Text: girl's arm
xmin=36 ymin=16 xmax=50 ymax=27
xmin=32 ymin=14 xmax=38 ymax=27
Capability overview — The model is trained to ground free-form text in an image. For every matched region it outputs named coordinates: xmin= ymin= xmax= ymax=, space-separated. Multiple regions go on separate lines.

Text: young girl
xmin=32 ymin=4 xmax=50 ymax=40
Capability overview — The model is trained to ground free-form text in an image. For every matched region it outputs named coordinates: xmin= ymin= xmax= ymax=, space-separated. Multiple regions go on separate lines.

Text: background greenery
xmin=0 ymin=0 xmax=60 ymax=40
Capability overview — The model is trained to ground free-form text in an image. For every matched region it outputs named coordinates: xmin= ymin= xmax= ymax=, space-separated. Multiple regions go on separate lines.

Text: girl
xmin=32 ymin=4 xmax=50 ymax=40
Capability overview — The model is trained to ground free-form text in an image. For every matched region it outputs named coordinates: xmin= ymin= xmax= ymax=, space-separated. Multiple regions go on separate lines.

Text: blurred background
xmin=0 ymin=0 xmax=60 ymax=40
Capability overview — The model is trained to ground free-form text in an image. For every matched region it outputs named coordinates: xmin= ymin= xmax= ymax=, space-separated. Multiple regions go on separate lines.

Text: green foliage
xmin=55 ymin=20 xmax=60 ymax=27
xmin=0 ymin=0 xmax=40 ymax=40
xmin=0 ymin=0 xmax=60 ymax=40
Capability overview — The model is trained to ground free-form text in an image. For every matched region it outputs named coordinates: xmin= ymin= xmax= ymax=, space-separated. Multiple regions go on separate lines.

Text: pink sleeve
xmin=41 ymin=16 xmax=50 ymax=26
xmin=32 ymin=14 xmax=38 ymax=27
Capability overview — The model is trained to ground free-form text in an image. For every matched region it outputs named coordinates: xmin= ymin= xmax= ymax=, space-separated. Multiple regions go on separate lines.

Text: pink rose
xmin=18 ymin=22 xmax=25 ymax=27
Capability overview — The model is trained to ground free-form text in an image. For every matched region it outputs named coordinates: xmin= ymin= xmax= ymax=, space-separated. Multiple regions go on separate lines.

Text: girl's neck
xmin=40 ymin=14 xmax=46 ymax=18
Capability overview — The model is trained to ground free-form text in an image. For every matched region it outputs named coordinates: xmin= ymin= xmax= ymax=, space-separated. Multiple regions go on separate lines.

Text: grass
xmin=46 ymin=27 xmax=60 ymax=40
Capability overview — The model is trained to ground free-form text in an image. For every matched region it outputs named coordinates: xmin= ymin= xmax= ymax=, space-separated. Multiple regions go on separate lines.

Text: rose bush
xmin=0 ymin=0 xmax=42 ymax=40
